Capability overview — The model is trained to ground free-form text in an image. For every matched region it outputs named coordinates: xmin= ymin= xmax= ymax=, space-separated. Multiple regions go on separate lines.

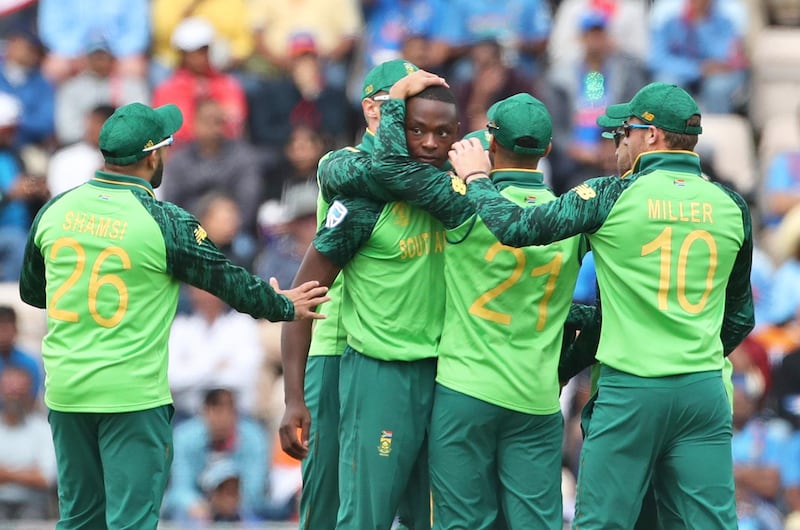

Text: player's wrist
xmin=464 ymin=170 xmax=490 ymax=185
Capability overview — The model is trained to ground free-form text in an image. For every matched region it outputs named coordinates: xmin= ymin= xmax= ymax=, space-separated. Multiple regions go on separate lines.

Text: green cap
xmin=463 ymin=129 xmax=493 ymax=150
xmin=597 ymin=82 xmax=702 ymax=134
xmin=487 ymin=93 xmax=552 ymax=156
xmin=99 ymin=102 xmax=184 ymax=165
xmin=361 ymin=59 xmax=419 ymax=99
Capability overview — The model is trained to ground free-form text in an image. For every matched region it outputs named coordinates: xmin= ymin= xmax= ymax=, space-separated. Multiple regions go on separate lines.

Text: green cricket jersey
xmin=20 ymin=171 xmax=294 ymax=412
xmin=314 ymin=196 xmax=445 ymax=362
xmin=436 ymin=170 xmax=581 ymax=414
xmin=467 ymin=151 xmax=755 ymax=377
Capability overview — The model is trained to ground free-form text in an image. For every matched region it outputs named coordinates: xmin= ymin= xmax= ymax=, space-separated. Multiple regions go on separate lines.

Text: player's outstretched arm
xmin=269 ymin=277 xmax=330 ymax=321
xmin=279 ymin=247 xmax=341 ymax=459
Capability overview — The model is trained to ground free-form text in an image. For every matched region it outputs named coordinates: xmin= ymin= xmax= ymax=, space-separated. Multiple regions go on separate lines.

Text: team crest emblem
xmin=378 ymin=430 xmax=393 ymax=457
xmin=572 ymin=184 xmax=596 ymax=200
xmin=642 ymin=111 xmax=655 ymax=121
xmin=392 ymin=203 xmax=410 ymax=226
xmin=194 ymin=226 xmax=208 ymax=244
xmin=451 ymin=174 xmax=466 ymax=195
xmin=673 ymin=179 xmax=686 ymax=187
xmin=325 ymin=200 xmax=348 ymax=228
xmin=143 ymin=139 xmax=155 ymax=150
xmin=364 ymin=84 xmax=374 ymax=96
xmin=404 ymin=62 xmax=418 ymax=74
xmin=526 ymin=195 xmax=537 ymax=204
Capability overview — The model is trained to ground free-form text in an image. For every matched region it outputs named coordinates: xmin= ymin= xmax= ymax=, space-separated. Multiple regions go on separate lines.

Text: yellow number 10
xmin=48 ymin=237 xmax=131 ymax=328
xmin=640 ymin=227 xmax=718 ymax=314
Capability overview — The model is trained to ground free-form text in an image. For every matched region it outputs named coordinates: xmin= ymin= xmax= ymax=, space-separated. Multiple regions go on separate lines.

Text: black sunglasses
xmin=607 ymin=122 xmax=651 ymax=147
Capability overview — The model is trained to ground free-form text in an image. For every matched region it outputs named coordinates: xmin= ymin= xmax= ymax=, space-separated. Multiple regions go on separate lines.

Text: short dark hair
xmin=408 ymin=85 xmax=457 ymax=106
xmin=91 ymin=104 xmax=116 ymax=122
xmin=203 ymin=387 xmax=234 ymax=407
xmin=663 ymin=115 xmax=701 ymax=151
xmin=0 ymin=306 xmax=17 ymax=324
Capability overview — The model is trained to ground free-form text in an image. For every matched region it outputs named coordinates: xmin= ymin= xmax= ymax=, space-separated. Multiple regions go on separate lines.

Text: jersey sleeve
xmin=313 ymin=197 xmax=383 ymax=267
xmin=372 ymin=99 xmax=472 ymax=229
xmin=318 ymin=147 xmax=394 ymax=204
xmin=152 ymin=201 xmax=295 ymax=321
xmin=718 ymin=187 xmax=756 ymax=355
xmin=466 ymin=176 xmax=621 ymax=247
xmin=559 ymin=302 xmax=601 ymax=383
xmin=19 ymin=198 xmax=56 ymax=309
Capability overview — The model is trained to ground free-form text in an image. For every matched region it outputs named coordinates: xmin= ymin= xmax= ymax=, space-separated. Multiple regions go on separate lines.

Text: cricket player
xmin=449 ymin=82 xmax=754 ymax=530
xmin=18 ymin=102 xmax=328 ymax=530
xmin=279 ymin=58 xmax=421 ymax=529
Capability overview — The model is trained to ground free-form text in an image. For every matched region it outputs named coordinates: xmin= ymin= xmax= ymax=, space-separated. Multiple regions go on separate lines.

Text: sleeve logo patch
xmin=450 ymin=173 xmax=466 ymax=195
xmin=325 ymin=200 xmax=348 ymax=228
xmin=572 ymin=184 xmax=597 ymax=200
xmin=194 ymin=225 xmax=208 ymax=244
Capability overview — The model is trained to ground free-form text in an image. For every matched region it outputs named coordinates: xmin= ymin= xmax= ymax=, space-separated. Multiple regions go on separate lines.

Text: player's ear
xmin=543 ymin=142 xmax=552 ymax=158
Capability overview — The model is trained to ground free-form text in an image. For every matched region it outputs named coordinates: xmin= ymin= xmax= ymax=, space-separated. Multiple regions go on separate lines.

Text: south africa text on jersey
xmin=61 ymin=211 xmax=128 ymax=241
xmin=399 ymin=230 xmax=447 ymax=260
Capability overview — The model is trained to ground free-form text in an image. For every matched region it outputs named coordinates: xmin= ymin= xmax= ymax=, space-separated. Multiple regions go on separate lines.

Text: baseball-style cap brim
xmin=463 ymin=129 xmax=492 ymax=150
xmin=596 ymin=83 xmax=702 ymax=134
xmin=100 ymin=102 xmax=184 ymax=165
xmin=596 ymin=104 xmax=628 ymax=128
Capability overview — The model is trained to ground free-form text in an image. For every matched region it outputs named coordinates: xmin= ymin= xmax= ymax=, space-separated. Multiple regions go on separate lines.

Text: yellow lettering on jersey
xmin=95 ymin=218 xmax=110 ymax=238
xmin=62 ymin=211 xmax=128 ymax=240
xmin=647 ymin=199 xmax=714 ymax=224
xmin=398 ymin=230 xmax=447 ymax=260
xmin=83 ymin=215 xmax=95 ymax=235
xmin=62 ymin=211 xmax=74 ymax=230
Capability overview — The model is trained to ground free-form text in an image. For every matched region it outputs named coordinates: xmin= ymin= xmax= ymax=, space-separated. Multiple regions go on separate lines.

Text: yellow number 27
xmin=48 ymin=237 xmax=131 ymax=328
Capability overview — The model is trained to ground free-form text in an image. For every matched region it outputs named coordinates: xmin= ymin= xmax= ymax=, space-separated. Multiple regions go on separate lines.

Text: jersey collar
xmin=490 ymin=168 xmax=546 ymax=190
xmin=356 ymin=129 xmax=376 ymax=154
xmin=91 ymin=170 xmax=156 ymax=198
xmin=631 ymin=150 xmax=702 ymax=176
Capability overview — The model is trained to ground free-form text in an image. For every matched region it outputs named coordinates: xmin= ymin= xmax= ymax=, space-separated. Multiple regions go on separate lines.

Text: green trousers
xmin=337 ymin=346 xmax=436 ymax=530
xmin=429 ymin=385 xmax=562 ymax=530
xmin=299 ymin=355 xmax=341 ymax=530
xmin=573 ymin=367 xmax=736 ymax=530
xmin=48 ymin=405 xmax=173 ymax=530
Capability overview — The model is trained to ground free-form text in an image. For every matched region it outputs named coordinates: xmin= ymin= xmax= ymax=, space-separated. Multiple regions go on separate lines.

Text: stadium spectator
xmin=546 ymin=10 xmax=648 ymax=193
xmin=263 ymin=124 xmax=328 ymax=201
xmin=763 ymin=146 xmax=800 ymax=229
xmin=153 ymin=17 xmax=247 ymax=143
xmin=0 ymin=305 xmax=41 ymax=401
xmin=247 ymin=0 xmax=363 ymax=88
xmin=254 ymin=181 xmax=319 ymax=289
xmin=247 ymin=36 xmax=352 ymax=155
xmin=548 ymin=0 xmax=649 ymax=68
xmin=0 ymin=366 xmax=56 ymax=520
xmin=197 ymin=458 xmax=259 ymax=523
xmin=150 ymin=0 xmax=253 ymax=85
xmin=54 ymin=36 xmax=148 ymax=146
xmin=0 ymin=92 xmax=48 ymax=281
xmin=164 ymin=388 xmax=269 ymax=523
xmin=648 ymin=0 xmax=748 ymax=113
xmin=0 ymin=26 xmax=54 ymax=150
xmin=47 ymin=104 xmax=114 ymax=197
xmin=159 ymin=98 xmax=261 ymax=232
xmin=453 ymin=39 xmax=534 ymax=137
xmin=445 ymin=0 xmax=552 ymax=81
xmin=731 ymin=345 xmax=791 ymax=530
xmin=37 ymin=0 xmax=150 ymax=83
xmin=193 ymin=192 xmax=257 ymax=270
xmin=167 ymin=285 xmax=264 ymax=421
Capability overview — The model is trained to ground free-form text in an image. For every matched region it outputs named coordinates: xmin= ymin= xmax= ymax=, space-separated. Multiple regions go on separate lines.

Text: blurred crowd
xmin=0 ymin=0 xmax=800 ymax=527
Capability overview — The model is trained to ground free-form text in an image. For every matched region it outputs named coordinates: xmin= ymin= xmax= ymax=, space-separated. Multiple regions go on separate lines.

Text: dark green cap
xmin=597 ymin=82 xmax=702 ymax=134
xmin=361 ymin=59 xmax=419 ymax=99
xmin=487 ymin=93 xmax=552 ymax=156
xmin=99 ymin=103 xmax=184 ymax=165
xmin=463 ymin=129 xmax=493 ymax=150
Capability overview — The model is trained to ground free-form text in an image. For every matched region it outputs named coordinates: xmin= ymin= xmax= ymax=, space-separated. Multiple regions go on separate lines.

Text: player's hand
xmin=389 ymin=70 xmax=448 ymax=100
xmin=449 ymin=138 xmax=492 ymax=181
xmin=270 ymin=277 xmax=330 ymax=321
xmin=279 ymin=400 xmax=311 ymax=459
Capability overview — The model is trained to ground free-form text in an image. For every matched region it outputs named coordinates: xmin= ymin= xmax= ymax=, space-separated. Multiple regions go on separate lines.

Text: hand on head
xmin=389 ymin=70 xmax=448 ymax=100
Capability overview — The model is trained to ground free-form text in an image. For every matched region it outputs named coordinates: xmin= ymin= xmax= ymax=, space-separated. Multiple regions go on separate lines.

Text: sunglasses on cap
xmin=486 ymin=121 xmax=500 ymax=133
xmin=142 ymin=135 xmax=174 ymax=152
xmin=606 ymin=122 xmax=650 ymax=147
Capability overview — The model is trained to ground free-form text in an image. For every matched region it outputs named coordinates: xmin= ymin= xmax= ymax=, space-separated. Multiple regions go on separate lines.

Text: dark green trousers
xmin=48 ymin=405 xmax=173 ymax=530
xmin=336 ymin=346 xmax=436 ymax=530
xmin=299 ymin=355 xmax=341 ymax=530
xmin=429 ymin=385 xmax=562 ymax=530
xmin=573 ymin=367 xmax=736 ymax=530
